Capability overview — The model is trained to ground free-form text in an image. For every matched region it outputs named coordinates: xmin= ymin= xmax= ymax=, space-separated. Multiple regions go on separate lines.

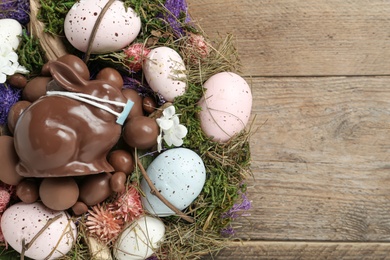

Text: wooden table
xmin=188 ymin=0 xmax=390 ymax=259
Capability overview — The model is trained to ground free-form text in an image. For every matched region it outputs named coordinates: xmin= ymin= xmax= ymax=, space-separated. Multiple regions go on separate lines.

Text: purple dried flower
xmin=122 ymin=76 xmax=166 ymax=105
xmin=0 ymin=83 xmax=21 ymax=125
xmin=146 ymin=256 xmax=159 ymax=260
xmin=163 ymin=0 xmax=190 ymax=37
xmin=0 ymin=0 xmax=30 ymax=25
xmin=220 ymin=226 xmax=235 ymax=237
xmin=221 ymin=193 xmax=252 ymax=219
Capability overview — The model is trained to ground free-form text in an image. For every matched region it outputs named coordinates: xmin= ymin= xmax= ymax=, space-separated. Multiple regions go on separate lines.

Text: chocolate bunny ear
xmin=49 ymin=60 xmax=88 ymax=93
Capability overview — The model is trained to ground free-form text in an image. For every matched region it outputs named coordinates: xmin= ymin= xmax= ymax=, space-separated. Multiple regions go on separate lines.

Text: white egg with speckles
xmin=64 ymin=0 xmax=141 ymax=54
xmin=114 ymin=216 xmax=165 ymax=260
xmin=1 ymin=202 xmax=77 ymax=260
xmin=141 ymin=148 xmax=206 ymax=216
xmin=0 ymin=18 xmax=23 ymax=50
xmin=143 ymin=46 xmax=187 ymax=101
xmin=198 ymin=72 xmax=252 ymax=142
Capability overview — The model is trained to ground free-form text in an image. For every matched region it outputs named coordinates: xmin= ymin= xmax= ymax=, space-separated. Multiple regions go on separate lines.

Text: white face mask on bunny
xmin=13 ymin=61 xmax=132 ymax=177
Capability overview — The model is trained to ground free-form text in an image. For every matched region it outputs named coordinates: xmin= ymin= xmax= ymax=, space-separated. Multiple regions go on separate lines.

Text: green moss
xmin=17 ymin=29 xmax=46 ymax=77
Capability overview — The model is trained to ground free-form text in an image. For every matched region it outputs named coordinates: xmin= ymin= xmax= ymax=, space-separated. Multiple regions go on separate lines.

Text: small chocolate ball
xmin=142 ymin=96 xmax=157 ymax=114
xmin=41 ymin=62 xmax=51 ymax=76
xmin=39 ymin=177 xmax=79 ymax=211
xmin=79 ymin=172 xmax=112 ymax=206
xmin=7 ymin=100 xmax=31 ymax=134
xmin=122 ymin=89 xmax=143 ymax=119
xmin=23 ymin=77 xmax=52 ymax=102
xmin=108 ymin=150 xmax=134 ymax=175
xmin=123 ymin=116 xmax=159 ymax=150
xmin=16 ymin=179 xmax=39 ymax=203
xmin=0 ymin=136 xmax=23 ymax=185
xmin=110 ymin=171 xmax=127 ymax=192
xmin=72 ymin=201 xmax=89 ymax=215
xmin=8 ymin=73 xmax=27 ymax=89
xmin=96 ymin=67 xmax=123 ymax=90
xmin=57 ymin=54 xmax=90 ymax=80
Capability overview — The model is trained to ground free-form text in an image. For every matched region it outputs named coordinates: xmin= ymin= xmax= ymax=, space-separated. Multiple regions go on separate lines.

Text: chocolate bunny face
xmin=14 ymin=61 xmax=127 ymax=177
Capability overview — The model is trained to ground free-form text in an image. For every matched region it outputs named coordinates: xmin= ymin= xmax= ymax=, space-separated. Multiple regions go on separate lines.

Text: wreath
xmin=0 ymin=0 xmax=253 ymax=259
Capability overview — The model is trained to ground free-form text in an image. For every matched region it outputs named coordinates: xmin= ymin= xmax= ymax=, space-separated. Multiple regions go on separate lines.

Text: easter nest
xmin=0 ymin=0 xmax=253 ymax=259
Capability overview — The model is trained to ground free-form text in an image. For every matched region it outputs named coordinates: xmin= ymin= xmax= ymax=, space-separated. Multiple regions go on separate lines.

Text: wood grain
xmin=207 ymin=241 xmax=390 ymax=259
xmin=187 ymin=0 xmax=390 ymax=77
xmin=186 ymin=1 xmax=390 ymax=258
xmin=231 ymin=76 xmax=390 ymax=241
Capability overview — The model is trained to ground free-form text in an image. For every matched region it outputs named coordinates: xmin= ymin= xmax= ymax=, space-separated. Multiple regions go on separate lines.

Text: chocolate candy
xmin=79 ymin=172 xmax=112 ymax=206
xmin=0 ymin=136 xmax=23 ymax=185
xmin=16 ymin=179 xmax=39 ymax=204
xmin=39 ymin=177 xmax=79 ymax=211
xmin=142 ymin=96 xmax=157 ymax=114
xmin=123 ymin=116 xmax=159 ymax=150
xmin=8 ymin=73 xmax=27 ymax=89
xmin=22 ymin=77 xmax=51 ymax=102
xmin=7 ymin=100 xmax=31 ymax=134
xmin=122 ymin=88 xmax=143 ymax=119
xmin=14 ymin=61 xmax=126 ymax=177
xmin=108 ymin=149 xmax=134 ymax=175
xmin=110 ymin=171 xmax=127 ymax=192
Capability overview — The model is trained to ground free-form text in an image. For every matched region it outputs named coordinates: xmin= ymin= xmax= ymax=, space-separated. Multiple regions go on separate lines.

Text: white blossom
xmin=0 ymin=43 xmax=28 ymax=83
xmin=156 ymin=105 xmax=188 ymax=152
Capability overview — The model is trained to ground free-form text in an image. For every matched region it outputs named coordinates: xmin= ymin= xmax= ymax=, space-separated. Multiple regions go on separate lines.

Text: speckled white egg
xmin=0 ymin=18 xmax=23 ymax=50
xmin=1 ymin=202 xmax=77 ymax=260
xmin=141 ymin=148 xmax=206 ymax=216
xmin=198 ymin=72 xmax=252 ymax=142
xmin=64 ymin=0 xmax=141 ymax=54
xmin=113 ymin=216 xmax=165 ymax=260
xmin=143 ymin=46 xmax=187 ymax=101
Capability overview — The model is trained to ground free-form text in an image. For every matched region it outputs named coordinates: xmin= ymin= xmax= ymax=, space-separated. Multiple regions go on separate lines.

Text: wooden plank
xmin=228 ymin=76 xmax=390 ymax=241
xmin=187 ymin=0 xmax=390 ymax=77
xmin=206 ymin=241 xmax=390 ymax=259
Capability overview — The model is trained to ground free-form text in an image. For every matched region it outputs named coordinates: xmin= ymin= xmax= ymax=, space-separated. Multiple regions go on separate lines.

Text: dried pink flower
xmin=123 ymin=43 xmax=151 ymax=72
xmin=85 ymin=204 xmax=123 ymax=244
xmin=184 ymin=33 xmax=210 ymax=63
xmin=0 ymin=187 xmax=11 ymax=213
xmin=110 ymin=185 xmax=144 ymax=223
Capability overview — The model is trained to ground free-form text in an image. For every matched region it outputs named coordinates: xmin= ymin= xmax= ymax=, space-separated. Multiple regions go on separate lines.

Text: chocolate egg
xmin=23 ymin=77 xmax=51 ymax=102
xmin=57 ymin=54 xmax=90 ymax=80
xmin=8 ymin=73 xmax=27 ymax=89
xmin=96 ymin=67 xmax=123 ymax=90
xmin=122 ymin=88 xmax=143 ymax=118
xmin=108 ymin=149 xmax=134 ymax=175
xmin=79 ymin=172 xmax=112 ymax=206
xmin=123 ymin=116 xmax=159 ymax=149
xmin=16 ymin=179 xmax=39 ymax=203
xmin=0 ymin=136 xmax=23 ymax=185
xmin=7 ymin=100 xmax=31 ymax=134
xmin=142 ymin=96 xmax=157 ymax=114
xmin=39 ymin=177 xmax=79 ymax=210
xmin=110 ymin=171 xmax=127 ymax=192
xmin=72 ymin=201 xmax=89 ymax=215
xmin=41 ymin=62 xmax=51 ymax=76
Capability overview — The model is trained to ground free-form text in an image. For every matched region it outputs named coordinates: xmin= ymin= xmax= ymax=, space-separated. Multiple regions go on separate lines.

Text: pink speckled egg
xmin=64 ymin=0 xmax=141 ymax=54
xmin=1 ymin=202 xmax=77 ymax=260
xmin=198 ymin=72 xmax=252 ymax=142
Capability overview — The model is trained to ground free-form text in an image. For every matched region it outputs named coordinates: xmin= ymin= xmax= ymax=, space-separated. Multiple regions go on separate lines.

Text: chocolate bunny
xmin=13 ymin=61 xmax=128 ymax=177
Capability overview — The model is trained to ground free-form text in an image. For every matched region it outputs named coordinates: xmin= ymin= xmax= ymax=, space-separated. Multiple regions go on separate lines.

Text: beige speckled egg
xmin=143 ymin=47 xmax=187 ymax=101
xmin=1 ymin=202 xmax=77 ymax=260
xmin=113 ymin=216 xmax=165 ymax=260
xmin=198 ymin=72 xmax=252 ymax=142
xmin=64 ymin=0 xmax=141 ymax=54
